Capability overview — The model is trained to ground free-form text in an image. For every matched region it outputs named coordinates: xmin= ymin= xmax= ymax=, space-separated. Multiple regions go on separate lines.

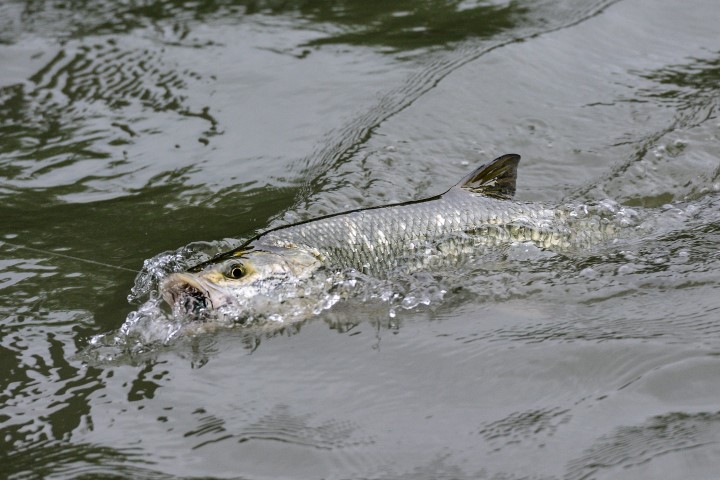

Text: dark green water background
xmin=2 ymin=0 xmax=720 ymax=478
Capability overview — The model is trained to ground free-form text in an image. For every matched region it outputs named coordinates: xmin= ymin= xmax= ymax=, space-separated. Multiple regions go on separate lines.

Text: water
xmin=1 ymin=0 xmax=719 ymax=478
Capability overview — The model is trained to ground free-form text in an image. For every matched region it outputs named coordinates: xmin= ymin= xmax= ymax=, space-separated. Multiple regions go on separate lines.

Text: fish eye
xmin=227 ymin=264 xmax=245 ymax=279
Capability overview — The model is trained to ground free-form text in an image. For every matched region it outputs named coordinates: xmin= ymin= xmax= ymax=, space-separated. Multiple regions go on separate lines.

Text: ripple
xmin=0 ymin=35 xmax=211 ymax=202
xmin=570 ymin=52 xmax=720 ymax=206
xmin=1 ymin=440 xmax=154 ymax=480
xmin=479 ymin=407 xmax=572 ymax=448
xmin=285 ymin=0 xmax=623 ymax=223
xmin=566 ymin=411 xmax=720 ymax=479
xmin=234 ymin=404 xmax=371 ymax=450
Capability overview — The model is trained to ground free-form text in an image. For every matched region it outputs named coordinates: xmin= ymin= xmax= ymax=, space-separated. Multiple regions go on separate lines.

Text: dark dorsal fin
xmin=453 ymin=153 xmax=520 ymax=200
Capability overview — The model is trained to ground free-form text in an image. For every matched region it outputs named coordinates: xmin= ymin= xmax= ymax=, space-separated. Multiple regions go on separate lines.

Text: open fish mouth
xmin=161 ymin=273 xmax=214 ymax=314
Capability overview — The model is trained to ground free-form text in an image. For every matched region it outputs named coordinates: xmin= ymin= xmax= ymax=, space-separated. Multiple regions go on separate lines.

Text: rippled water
xmin=2 ymin=0 xmax=720 ymax=478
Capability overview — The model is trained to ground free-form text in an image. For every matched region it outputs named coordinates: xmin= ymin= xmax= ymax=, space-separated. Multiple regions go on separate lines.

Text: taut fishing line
xmin=0 ymin=240 xmax=138 ymax=273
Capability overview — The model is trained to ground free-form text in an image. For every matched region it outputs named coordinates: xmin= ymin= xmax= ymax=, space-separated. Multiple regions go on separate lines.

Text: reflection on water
xmin=296 ymin=0 xmax=521 ymax=51
xmin=2 ymin=0 xmax=720 ymax=478
xmin=639 ymin=53 xmax=720 ymax=105
xmin=2 ymin=0 xmax=523 ymax=48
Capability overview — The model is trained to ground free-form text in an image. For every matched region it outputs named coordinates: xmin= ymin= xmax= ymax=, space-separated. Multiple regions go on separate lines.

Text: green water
xmin=1 ymin=0 xmax=720 ymax=478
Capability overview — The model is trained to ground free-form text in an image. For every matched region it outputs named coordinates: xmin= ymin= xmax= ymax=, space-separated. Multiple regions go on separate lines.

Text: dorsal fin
xmin=453 ymin=153 xmax=520 ymax=200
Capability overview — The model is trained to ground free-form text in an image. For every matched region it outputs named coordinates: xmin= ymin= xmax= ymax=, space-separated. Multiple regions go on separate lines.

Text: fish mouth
xmin=161 ymin=273 xmax=216 ymax=314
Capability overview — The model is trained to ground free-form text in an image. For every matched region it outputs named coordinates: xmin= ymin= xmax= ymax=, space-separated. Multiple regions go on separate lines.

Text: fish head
xmin=160 ymin=245 xmax=323 ymax=316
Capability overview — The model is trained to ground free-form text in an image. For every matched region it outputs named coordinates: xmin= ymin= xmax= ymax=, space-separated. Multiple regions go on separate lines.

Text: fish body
xmin=260 ymin=186 xmax=599 ymax=275
xmin=161 ymin=154 xmax=623 ymax=316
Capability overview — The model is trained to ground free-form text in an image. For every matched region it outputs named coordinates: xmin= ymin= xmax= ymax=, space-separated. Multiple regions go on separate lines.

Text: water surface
xmin=2 ymin=0 xmax=720 ymax=478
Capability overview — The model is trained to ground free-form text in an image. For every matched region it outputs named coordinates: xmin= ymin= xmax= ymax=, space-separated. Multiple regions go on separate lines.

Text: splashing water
xmin=81 ymin=196 xmax=656 ymax=362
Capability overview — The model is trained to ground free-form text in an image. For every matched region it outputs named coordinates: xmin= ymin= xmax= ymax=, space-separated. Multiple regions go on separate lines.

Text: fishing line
xmin=0 ymin=240 xmax=138 ymax=273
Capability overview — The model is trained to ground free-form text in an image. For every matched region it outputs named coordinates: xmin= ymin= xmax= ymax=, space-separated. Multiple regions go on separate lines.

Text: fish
xmin=160 ymin=154 xmax=628 ymax=318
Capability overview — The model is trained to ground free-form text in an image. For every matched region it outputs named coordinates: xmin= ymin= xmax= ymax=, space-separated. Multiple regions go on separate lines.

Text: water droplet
xmin=622 ymin=251 xmax=637 ymax=261
xmin=579 ymin=267 xmax=597 ymax=278
xmin=617 ymin=264 xmax=636 ymax=275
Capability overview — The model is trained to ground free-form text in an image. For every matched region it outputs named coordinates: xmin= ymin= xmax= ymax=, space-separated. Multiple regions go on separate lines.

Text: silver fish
xmin=161 ymin=154 xmax=625 ymax=316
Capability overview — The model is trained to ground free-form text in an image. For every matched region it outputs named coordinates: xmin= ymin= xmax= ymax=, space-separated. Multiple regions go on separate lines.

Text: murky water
xmin=2 ymin=0 xmax=720 ymax=478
